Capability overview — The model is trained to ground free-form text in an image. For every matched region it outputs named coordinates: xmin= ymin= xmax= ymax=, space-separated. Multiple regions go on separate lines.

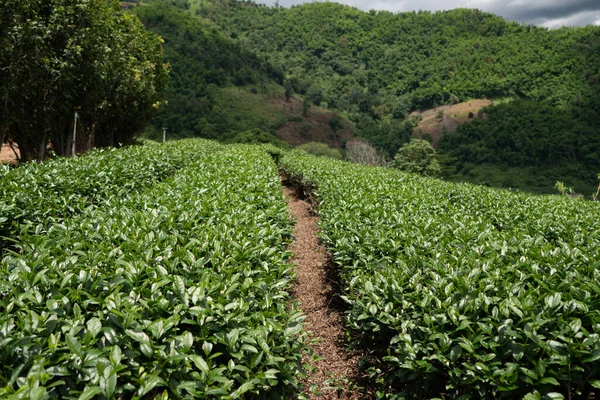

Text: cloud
xmin=273 ymin=0 xmax=600 ymax=27
xmin=539 ymin=10 xmax=600 ymax=28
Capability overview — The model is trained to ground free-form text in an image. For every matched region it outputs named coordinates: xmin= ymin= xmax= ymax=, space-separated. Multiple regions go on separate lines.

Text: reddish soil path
xmin=283 ymin=181 xmax=361 ymax=399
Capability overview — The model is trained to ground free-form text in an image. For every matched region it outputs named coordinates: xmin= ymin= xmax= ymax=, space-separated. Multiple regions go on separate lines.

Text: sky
xmin=267 ymin=0 xmax=600 ymax=28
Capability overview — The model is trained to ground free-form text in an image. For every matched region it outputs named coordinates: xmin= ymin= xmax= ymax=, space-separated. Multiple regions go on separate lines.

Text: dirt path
xmin=283 ymin=180 xmax=361 ymax=399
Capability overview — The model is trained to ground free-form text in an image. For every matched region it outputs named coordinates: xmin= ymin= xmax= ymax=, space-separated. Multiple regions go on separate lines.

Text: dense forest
xmin=438 ymin=100 xmax=600 ymax=192
xmin=138 ymin=0 xmax=600 ymax=193
xmin=134 ymin=4 xmax=275 ymax=140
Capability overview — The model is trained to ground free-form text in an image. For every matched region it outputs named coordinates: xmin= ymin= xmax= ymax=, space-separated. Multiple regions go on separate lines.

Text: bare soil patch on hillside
xmin=283 ymin=179 xmax=362 ymax=399
xmin=411 ymin=99 xmax=492 ymax=145
xmin=269 ymin=96 xmax=355 ymax=148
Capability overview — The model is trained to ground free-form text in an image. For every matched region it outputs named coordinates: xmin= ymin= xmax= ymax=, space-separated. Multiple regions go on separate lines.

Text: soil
xmin=0 ymin=143 xmax=19 ymax=164
xmin=282 ymin=180 xmax=361 ymax=399
xmin=411 ymin=99 xmax=492 ymax=145
xmin=269 ymin=96 xmax=355 ymax=148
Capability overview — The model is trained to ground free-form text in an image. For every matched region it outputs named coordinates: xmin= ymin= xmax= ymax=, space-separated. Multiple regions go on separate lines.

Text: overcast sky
xmin=266 ymin=0 xmax=600 ymax=28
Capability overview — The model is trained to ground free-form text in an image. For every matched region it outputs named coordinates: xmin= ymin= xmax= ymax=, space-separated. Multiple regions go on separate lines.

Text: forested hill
xmin=137 ymin=0 xmax=600 ymax=193
xmin=134 ymin=4 xmax=278 ymax=140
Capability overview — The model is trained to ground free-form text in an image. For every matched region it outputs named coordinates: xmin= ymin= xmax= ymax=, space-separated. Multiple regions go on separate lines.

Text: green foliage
xmin=187 ymin=1 xmax=599 ymax=153
xmin=438 ymin=100 xmax=600 ymax=190
xmin=393 ymin=138 xmax=441 ymax=177
xmin=328 ymin=115 xmax=344 ymax=133
xmin=443 ymin=162 xmax=598 ymax=196
xmin=302 ymin=97 xmax=310 ymax=116
xmin=0 ymin=140 xmax=308 ymax=397
xmin=280 ymin=151 xmax=600 ymax=399
xmin=135 ymin=4 xmax=278 ymax=139
xmin=296 ymin=142 xmax=343 ymax=160
xmin=593 ymin=174 xmax=600 ymax=201
xmin=554 ymin=181 xmax=574 ymax=196
xmin=0 ymin=0 xmax=168 ymax=161
xmin=439 ymin=100 xmax=600 ymax=169
xmin=0 ymin=142 xmax=203 ymax=255
xmin=133 ymin=0 xmax=600 ymax=180
xmin=223 ymin=128 xmax=289 ymax=147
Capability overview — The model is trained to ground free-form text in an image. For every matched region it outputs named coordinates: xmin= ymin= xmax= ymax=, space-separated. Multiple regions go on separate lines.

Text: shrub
xmin=345 ymin=139 xmax=387 ymax=166
xmin=301 ymin=122 xmax=313 ymax=133
xmin=393 ymin=138 xmax=441 ymax=177
xmin=224 ymin=129 xmax=289 ymax=148
xmin=296 ymin=142 xmax=343 ymax=160
xmin=280 ymin=152 xmax=600 ymax=398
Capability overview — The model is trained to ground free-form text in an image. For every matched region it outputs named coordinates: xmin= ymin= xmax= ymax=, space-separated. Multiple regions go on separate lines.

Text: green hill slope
xmin=134 ymin=3 xmax=354 ymax=147
xmin=438 ymin=99 xmax=600 ymax=194
xmin=137 ymin=0 xmax=600 ymax=192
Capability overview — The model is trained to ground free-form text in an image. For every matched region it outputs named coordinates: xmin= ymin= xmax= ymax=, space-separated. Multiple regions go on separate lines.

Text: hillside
xmin=438 ymin=99 xmax=600 ymax=194
xmin=411 ymin=99 xmax=492 ymax=144
xmin=134 ymin=3 xmax=355 ymax=147
xmin=136 ymin=0 xmax=600 ymax=192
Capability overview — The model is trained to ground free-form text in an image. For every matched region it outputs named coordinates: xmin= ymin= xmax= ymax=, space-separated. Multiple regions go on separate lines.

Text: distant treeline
xmin=135 ymin=4 xmax=273 ymax=139
xmin=195 ymin=0 xmax=599 ymax=147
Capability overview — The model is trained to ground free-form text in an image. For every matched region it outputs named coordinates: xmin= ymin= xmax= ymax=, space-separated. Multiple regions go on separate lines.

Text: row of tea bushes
xmin=281 ymin=151 xmax=600 ymax=399
xmin=0 ymin=139 xmax=222 ymax=252
xmin=0 ymin=144 xmax=307 ymax=398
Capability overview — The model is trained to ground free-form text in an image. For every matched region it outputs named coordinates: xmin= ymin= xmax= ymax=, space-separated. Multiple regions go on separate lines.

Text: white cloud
xmin=541 ymin=10 xmax=600 ymax=28
xmin=274 ymin=0 xmax=600 ymax=27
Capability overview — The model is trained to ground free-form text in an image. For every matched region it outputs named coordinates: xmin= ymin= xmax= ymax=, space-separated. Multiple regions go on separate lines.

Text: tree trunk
xmin=8 ymin=140 xmax=20 ymax=163
xmin=85 ymin=124 xmax=95 ymax=151
xmin=16 ymin=141 xmax=31 ymax=163
xmin=36 ymin=131 xmax=47 ymax=162
xmin=50 ymin=121 xmax=69 ymax=157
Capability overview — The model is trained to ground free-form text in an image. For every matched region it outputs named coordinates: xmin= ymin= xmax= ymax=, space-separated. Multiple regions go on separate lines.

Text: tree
xmin=328 ymin=115 xmax=343 ymax=141
xmin=346 ymin=139 xmax=387 ymax=166
xmin=0 ymin=0 xmax=168 ymax=162
xmin=306 ymin=84 xmax=324 ymax=106
xmin=284 ymin=79 xmax=293 ymax=101
xmin=393 ymin=138 xmax=442 ymax=177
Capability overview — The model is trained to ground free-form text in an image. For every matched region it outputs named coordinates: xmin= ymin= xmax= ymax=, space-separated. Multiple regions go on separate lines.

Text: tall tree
xmin=0 ymin=0 xmax=168 ymax=162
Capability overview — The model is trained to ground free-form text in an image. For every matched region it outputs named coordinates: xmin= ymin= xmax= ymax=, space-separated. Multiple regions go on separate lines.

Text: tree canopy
xmin=393 ymin=138 xmax=442 ymax=177
xmin=0 ymin=0 xmax=168 ymax=162
xmin=191 ymin=1 xmax=599 ymax=143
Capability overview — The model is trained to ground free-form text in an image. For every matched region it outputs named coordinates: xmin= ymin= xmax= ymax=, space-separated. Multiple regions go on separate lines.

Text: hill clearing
xmin=411 ymin=99 xmax=492 ymax=145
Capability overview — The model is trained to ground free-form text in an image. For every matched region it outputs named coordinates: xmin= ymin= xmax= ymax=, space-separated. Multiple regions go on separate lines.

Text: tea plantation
xmin=281 ymin=151 xmax=600 ymax=399
xmin=0 ymin=140 xmax=306 ymax=398
xmin=1 ymin=139 xmax=600 ymax=399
